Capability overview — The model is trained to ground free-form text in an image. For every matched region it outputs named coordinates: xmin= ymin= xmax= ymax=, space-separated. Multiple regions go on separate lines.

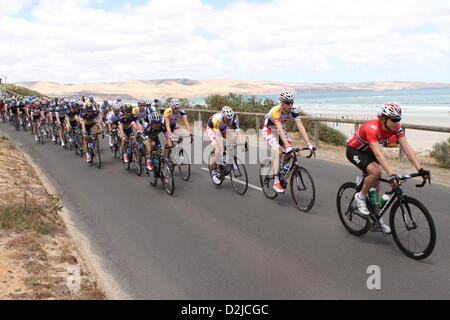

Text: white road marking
xmin=201 ymin=167 xmax=263 ymax=192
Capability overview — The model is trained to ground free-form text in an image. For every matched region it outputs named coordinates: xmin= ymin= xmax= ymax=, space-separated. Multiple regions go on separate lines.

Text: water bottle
xmin=153 ymin=158 xmax=159 ymax=168
xmin=369 ymin=188 xmax=379 ymax=208
xmin=379 ymin=193 xmax=391 ymax=208
xmin=127 ymin=147 xmax=131 ymax=155
xmin=88 ymin=142 xmax=93 ymax=149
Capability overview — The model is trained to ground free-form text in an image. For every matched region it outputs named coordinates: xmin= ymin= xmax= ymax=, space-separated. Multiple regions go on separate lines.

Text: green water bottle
xmin=369 ymin=188 xmax=379 ymax=208
xmin=379 ymin=193 xmax=391 ymax=208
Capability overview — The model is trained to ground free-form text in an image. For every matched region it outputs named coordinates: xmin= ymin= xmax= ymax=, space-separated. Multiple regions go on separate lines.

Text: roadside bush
xmin=430 ymin=138 xmax=450 ymax=168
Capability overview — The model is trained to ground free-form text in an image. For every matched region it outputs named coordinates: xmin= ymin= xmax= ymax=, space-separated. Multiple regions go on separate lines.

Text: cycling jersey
xmin=347 ymin=119 xmax=405 ymax=153
xmin=133 ymin=107 xmax=151 ymax=125
xmin=118 ymin=115 xmax=137 ymax=130
xmin=264 ymin=105 xmax=301 ymax=129
xmin=106 ymin=111 xmax=122 ymax=125
xmin=56 ymin=106 xmax=67 ymax=118
xmin=207 ymin=113 xmax=240 ymax=132
xmin=0 ymin=101 xmax=4 ymax=111
xmin=143 ymin=121 xmax=167 ymax=140
xmin=163 ymin=108 xmax=187 ymax=127
xmin=80 ymin=110 xmax=99 ymax=126
xmin=66 ymin=109 xmax=80 ymax=122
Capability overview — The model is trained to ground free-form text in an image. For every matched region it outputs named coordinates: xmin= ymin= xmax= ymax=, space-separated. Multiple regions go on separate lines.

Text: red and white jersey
xmin=347 ymin=119 xmax=405 ymax=153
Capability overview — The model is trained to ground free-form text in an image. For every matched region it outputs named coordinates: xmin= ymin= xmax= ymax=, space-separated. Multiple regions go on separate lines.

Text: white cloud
xmin=1 ymin=0 xmax=450 ymax=83
xmin=0 ymin=0 xmax=32 ymax=17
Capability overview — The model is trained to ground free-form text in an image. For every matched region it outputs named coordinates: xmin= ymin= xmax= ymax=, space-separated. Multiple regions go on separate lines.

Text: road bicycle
xmin=68 ymin=127 xmax=83 ymax=157
xmin=36 ymin=120 xmax=46 ymax=144
xmin=168 ymin=135 xmax=193 ymax=182
xmin=109 ymin=129 xmax=120 ymax=159
xmin=147 ymin=145 xmax=175 ymax=196
xmin=85 ymin=131 xmax=102 ymax=169
xmin=259 ymin=147 xmax=316 ymax=212
xmin=208 ymin=143 xmax=248 ymax=195
xmin=337 ymin=172 xmax=436 ymax=260
xmin=130 ymin=133 xmax=145 ymax=176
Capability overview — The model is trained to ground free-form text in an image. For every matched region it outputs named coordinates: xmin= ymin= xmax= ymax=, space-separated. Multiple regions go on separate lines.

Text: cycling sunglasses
xmin=390 ymin=117 xmax=402 ymax=123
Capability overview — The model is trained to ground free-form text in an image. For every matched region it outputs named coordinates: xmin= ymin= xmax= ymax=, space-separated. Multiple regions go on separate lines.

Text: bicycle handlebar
xmin=289 ymin=147 xmax=316 ymax=159
xmin=380 ymin=172 xmax=431 ymax=188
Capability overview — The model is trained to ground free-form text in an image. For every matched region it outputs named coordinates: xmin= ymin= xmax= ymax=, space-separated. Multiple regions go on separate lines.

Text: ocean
xmin=125 ymin=88 xmax=450 ymax=120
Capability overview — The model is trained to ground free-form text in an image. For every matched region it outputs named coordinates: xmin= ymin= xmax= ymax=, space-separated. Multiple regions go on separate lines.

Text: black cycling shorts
xmin=346 ymin=146 xmax=379 ymax=173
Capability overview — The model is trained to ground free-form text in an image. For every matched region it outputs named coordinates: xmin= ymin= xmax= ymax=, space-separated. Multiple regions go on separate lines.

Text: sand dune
xmin=15 ymin=79 xmax=450 ymax=99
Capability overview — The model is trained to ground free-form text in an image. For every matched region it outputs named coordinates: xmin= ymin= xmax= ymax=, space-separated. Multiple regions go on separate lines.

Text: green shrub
xmin=1 ymin=84 xmax=46 ymax=98
xmin=430 ymin=138 xmax=450 ymax=168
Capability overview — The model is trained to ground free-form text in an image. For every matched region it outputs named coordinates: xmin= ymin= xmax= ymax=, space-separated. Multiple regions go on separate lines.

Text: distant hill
xmin=0 ymin=84 xmax=46 ymax=98
xmin=14 ymin=79 xmax=450 ymax=99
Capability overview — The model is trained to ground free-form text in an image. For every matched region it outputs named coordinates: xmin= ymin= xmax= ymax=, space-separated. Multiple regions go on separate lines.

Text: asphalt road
xmin=2 ymin=123 xmax=450 ymax=299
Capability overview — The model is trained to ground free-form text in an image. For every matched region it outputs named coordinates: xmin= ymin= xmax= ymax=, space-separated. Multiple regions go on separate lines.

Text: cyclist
xmin=262 ymin=90 xmax=315 ymax=193
xmin=31 ymin=101 xmax=44 ymax=141
xmin=163 ymin=98 xmax=193 ymax=141
xmin=118 ymin=104 xmax=141 ymax=163
xmin=100 ymin=99 xmax=111 ymax=130
xmin=0 ymin=97 xmax=4 ymax=121
xmin=80 ymin=103 xmax=103 ymax=163
xmin=56 ymin=100 xmax=69 ymax=147
xmin=49 ymin=101 xmax=59 ymax=142
xmin=207 ymin=106 xmax=247 ymax=185
xmin=346 ymin=103 xmax=431 ymax=234
xmin=106 ymin=103 xmax=123 ymax=148
xmin=133 ymin=99 xmax=151 ymax=126
xmin=139 ymin=111 xmax=171 ymax=172
xmin=88 ymin=95 xmax=99 ymax=110
xmin=65 ymin=102 xmax=82 ymax=144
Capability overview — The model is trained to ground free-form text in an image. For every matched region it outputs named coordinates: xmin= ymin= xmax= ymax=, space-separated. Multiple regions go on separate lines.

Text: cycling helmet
xmin=171 ymin=98 xmax=181 ymax=109
xmin=113 ymin=103 xmax=121 ymax=111
xmin=85 ymin=103 xmax=94 ymax=111
xmin=145 ymin=99 xmax=152 ymax=106
xmin=124 ymin=104 xmax=133 ymax=113
xmin=150 ymin=112 xmax=161 ymax=123
xmin=116 ymin=96 xmax=122 ymax=101
xmin=137 ymin=98 xmax=145 ymax=105
xmin=380 ymin=103 xmax=402 ymax=118
xmin=280 ymin=90 xmax=295 ymax=103
xmin=221 ymin=106 xmax=235 ymax=119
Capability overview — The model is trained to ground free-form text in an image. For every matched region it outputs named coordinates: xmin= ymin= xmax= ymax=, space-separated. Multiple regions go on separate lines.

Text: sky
xmin=1 ymin=0 xmax=450 ymax=84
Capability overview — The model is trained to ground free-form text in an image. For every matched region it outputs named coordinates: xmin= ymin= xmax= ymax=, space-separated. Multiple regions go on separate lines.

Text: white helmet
xmin=116 ymin=96 xmax=122 ymax=101
xmin=380 ymin=103 xmax=402 ymax=118
xmin=280 ymin=90 xmax=295 ymax=103
xmin=113 ymin=103 xmax=121 ymax=111
xmin=171 ymin=98 xmax=181 ymax=109
xmin=221 ymin=106 xmax=235 ymax=119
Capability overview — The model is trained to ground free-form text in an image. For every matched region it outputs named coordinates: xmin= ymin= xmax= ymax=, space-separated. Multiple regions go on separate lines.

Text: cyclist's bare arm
xmin=182 ymin=116 xmax=191 ymax=134
xmin=274 ymin=121 xmax=290 ymax=148
xmin=164 ymin=117 xmax=172 ymax=136
xmin=369 ymin=141 xmax=395 ymax=176
xmin=397 ymin=137 xmax=421 ymax=171
xmin=214 ymin=128 xmax=224 ymax=149
xmin=295 ymin=119 xmax=312 ymax=146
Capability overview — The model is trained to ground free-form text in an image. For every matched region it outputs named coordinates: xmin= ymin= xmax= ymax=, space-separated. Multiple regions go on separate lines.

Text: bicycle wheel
xmin=177 ymin=148 xmax=191 ymax=181
xmin=39 ymin=128 xmax=45 ymax=145
xmin=161 ymin=161 xmax=175 ymax=196
xmin=389 ymin=197 xmax=436 ymax=260
xmin=95 ymin=138 xmax=102 ymax=169
xmin=230 ymin=157 xmax=248 ymax=195
xmin=148 ymin=163 xmax=158 ymax=187
xmin=290 ymin=166 xmax=316 ymax=212
xmin=122 ymin=145 xmax=131 ymax=170
xmin=133 ymin=146 xmax=142 ymax=176
xmin=258 ymin=159 xmax=278 ymax=199
xmin=208 ymin=151 xmax=225 ymax=186
xmin=337 ymin=182 xmax=369 ymax=236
